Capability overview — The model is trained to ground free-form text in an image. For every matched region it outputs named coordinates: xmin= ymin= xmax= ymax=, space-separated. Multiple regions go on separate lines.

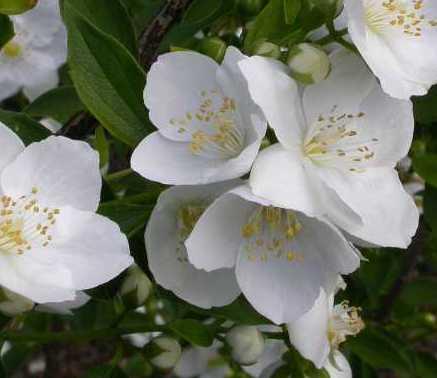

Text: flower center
xmin=0 ymin=188 xmax=60 ymax=255
xmin=328 ymin=301 xmax=365 ymax=349
xmin=170 ymin=90 xmax=245 ymax=160
xmin=303 ymin=109 xmax=378 ymax=172
xmin=241 ymin=207 xmax=304 ymax=263
xmin=176 ymin=205 xmax=206 ymax=263
xmin=365 ymin=0 xmax=437 ymax=37
xmin=2 ymin=41 xmax=23 ymax=58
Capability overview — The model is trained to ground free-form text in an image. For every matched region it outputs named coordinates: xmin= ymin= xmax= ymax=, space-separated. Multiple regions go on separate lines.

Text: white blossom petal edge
xmin=345 ymin=0 xmax=437 ymax=99
xmin=145 ymin=181 xmax=242 ymax=309
xmin=0 ymin=123 xmax=133 ymax=303
xmin=240 ymin=49 xmax=419 ymax=248
xmin=186 ymin=184 xmax=360 ymax=324
xmin=131 ymin=47 xmax=266 ymax=185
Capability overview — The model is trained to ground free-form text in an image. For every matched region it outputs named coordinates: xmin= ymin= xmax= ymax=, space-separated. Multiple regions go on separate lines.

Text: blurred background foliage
xmin=0 ymin=0 xmax=436 ymax=377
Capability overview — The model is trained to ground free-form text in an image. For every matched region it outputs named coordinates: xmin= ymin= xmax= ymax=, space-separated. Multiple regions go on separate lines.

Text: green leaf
xmin=206 ymin=296 xmax=269 ymax=325
xmin=0 ymin=14 xmax=13 ymax=48
xmin=0 ymin=0 xmax=36 ymax=15
xmin=93 ymin=126 xmax=110 ymax=169
xmin=413 ymin=154 xmax=437 ymax=187
xmin=0 ymin=110 xmax=51 ymax=144
xmin=65 ymin=0 xmax=137 ymax=54
xmin=283 ymin=0 xmax=301 ymax=25
xmin=347 ymin=327 xmax=413 ymax=374
xmin=184 ymin=0 xmax=223 ymax=24
xmin=98 ymin=200 xmax=152 ymax=237
xmin=169 ymin=319 xmax=215 ymax=347
xmin=24 ymin=86 xmax=85 ymax=124
xmin=399 ymin=278 xmax=437 ymax=307
xmin=414 ymin=85 xmax=437 ymax=124
xmin=64 ymin=0 xmax=149 ymax=146
xmin=414 ymin=352 xmax=437 ymax=378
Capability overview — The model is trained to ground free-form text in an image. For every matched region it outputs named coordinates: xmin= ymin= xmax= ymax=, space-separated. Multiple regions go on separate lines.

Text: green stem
xmin=0 ymin=324 xmax=166 ymax=344
xmin=320 ymin=23 xmax=358 ymax=53
xmin=315 ymin=28 xmax=348 ymax=45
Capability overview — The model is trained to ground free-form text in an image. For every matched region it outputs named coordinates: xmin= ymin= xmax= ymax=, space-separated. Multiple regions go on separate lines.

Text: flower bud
xmin=144 ymin=336 xmax=182 ymax=370
xmin=0 ymin=287 xmax=33 ymax=317
xmin=0 ymin=0 xmax=37 ymax=15
xmin=197 ymin=37 xmax=227 ymax=63
xmin=287 ymin=43 xmax=331 ymax=85
xmin=119 ymin=265 xmax=152 ymax=309
xmin=226 ymin=326 xmax=265 ymax=365
xmin=238 ymin=0 xmax=268 ymax=17
xmin=252 ymin=40 xmax=281 ymax=59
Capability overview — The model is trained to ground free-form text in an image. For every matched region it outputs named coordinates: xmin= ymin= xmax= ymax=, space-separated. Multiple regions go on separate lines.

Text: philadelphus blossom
xmin=239 ymin=49 xmax=419 ymax=248
xmin=287 ymin=279 xmax=364 ymax=375
xmin=186 ymin=185 xmax=360 ymax=324
xmin=0 ymin=122 xmax=132 ymax=304
xmin=131 ymin=47 xmax=266 ymax=185
xmin=0 ymin=0 xmax=67 ymax=101
xmin=344 ymin=0 xmax=437 ymax=99
xmin=145 ymin=182 xmax=241 ymax=309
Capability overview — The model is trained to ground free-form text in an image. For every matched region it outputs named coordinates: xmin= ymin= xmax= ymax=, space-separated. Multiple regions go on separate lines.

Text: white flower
xmin=0 ymin=0 xmax=67 ymax=101
xmin=131 ymin=47 xmax=266 ymax=185
xmin=186 ymin=185 xmax=360 ymax=324
xmin=226 ymin=326 xmax=265 ymax=366
xmin=344 ymin=0 xmax=437 ymax=99
xmin=145 ymin=182 xmax=241 ymax=309
xmin=239 ymin=49 xmax=419 ymax=248
xmin=0 ymin=122 xmax=133 ymax=303
xmin=287 ymin=281 xmax=363 ymax=376
xmin=36 ymin=291 xmax=90 ymax=315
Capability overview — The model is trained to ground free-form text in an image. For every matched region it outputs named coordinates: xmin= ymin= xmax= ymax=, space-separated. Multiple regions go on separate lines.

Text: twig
xmin=138 ymin=0 xmax=195 ymax=69
xmin=377 ymin=219 xmax=426 ymax=322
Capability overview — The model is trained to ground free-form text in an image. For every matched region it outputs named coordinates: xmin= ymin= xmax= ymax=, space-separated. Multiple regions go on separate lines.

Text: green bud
xmin=287 ymin=43 xmax=331 ymax=85
xmin=197 ymin=37 xmax=227 ymax=63
xmin=0 ymin=287 xmax=33 ymax=317
xmin=144 ymin=336 xmax=182 ymax=370
xmin=237 ymin=0 xmax=268 ymax=17
xmin=226 ymin=326 xmax=265 ymax=366
xmin=0 ymin=0 xmax=37 ymax=15
xmin=119 ymin=265 xmax=152 ymax=309
xmin=252 ymin=40 xmax=281 ymax=59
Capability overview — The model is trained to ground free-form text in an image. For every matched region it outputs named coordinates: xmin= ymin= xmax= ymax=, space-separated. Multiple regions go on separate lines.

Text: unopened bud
xmin=120 ymin=265 xmax=152 ymax=309
xmin=0 ymin=0 xmax=37 ymax=15
xmin=0 ymin=287 xmax=33 ymax=317
xmin=287 ymin=43 xmax=331 ymax=85
xmin=238 ymin=0 xmax=268 ymax=17
xmin=226 ymin=326 xmax=265 ymax=366
xmin=197 ymin=37 xmax=227 ymax=63
xmin=253 ymin=40 xmax=281 ymax=59
xmin=145 ymin=336 xmax=182 ymax=370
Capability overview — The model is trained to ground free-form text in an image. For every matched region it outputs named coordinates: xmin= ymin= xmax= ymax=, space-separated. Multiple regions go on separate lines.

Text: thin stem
xmin=315 ymin=28 xmax=348 ymax=46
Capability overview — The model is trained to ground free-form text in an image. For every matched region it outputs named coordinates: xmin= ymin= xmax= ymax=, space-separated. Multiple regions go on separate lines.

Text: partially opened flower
xmin=145 ymin=182 xmax=241 ymax=309
xmin=239 ymin=49 xmax=419 ymax=248
xmin=0 ymin=0 xmax=67 ymax=101
xmin=287 ymin=279 xmax=363 ymax=375
xmin=186 ymin=185 xmax=360 ymax=324
xmin=344 ymin=0 xmax=437 ymax=99
xmin=0 ymin=122 xmax=132 ymax=304
xmin=131 ymin=47 xmax=266 ymax=185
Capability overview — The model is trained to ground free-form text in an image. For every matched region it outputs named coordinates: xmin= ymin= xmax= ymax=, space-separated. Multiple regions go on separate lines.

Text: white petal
xmin=1 ymin=136 xmax=101 ymax=212
xmin=23 ymin=69 xmax=59 ymax=101
xmin=0 ymin=122 xmax=24 ymax=174
xmin=186 ymin=189 xmax=259 ymax=271
xmin=239 ymin=56 xmax=306 ymax=149
xmin=36 ymin=291 xmax=90 ymax=315
xmin=236 ymin=212 xmax=359 ymax=324
xmin=131 ymin=131 xmax=260 ymax=185
xmin=249 ymin=144 xmax=322 ymax=217
xmin=144 ymin=51 xmax=219 ymax=141
xmin=325 ymin=351 xmax=352 ymax=378
xmin=145 ymin=184 xmax=241 ymax=309
xmin=317 ymin=167 xmax=419 ymax=248
xmin=0 ymin=79 xmax=20 ymax=102
xmin=43 ymin=206 xmax=132 ymax=291
xmin=287 ymin=289 xmax=331 ymax=368
xmin=0 ymin=252 xmax=75 ymax=303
